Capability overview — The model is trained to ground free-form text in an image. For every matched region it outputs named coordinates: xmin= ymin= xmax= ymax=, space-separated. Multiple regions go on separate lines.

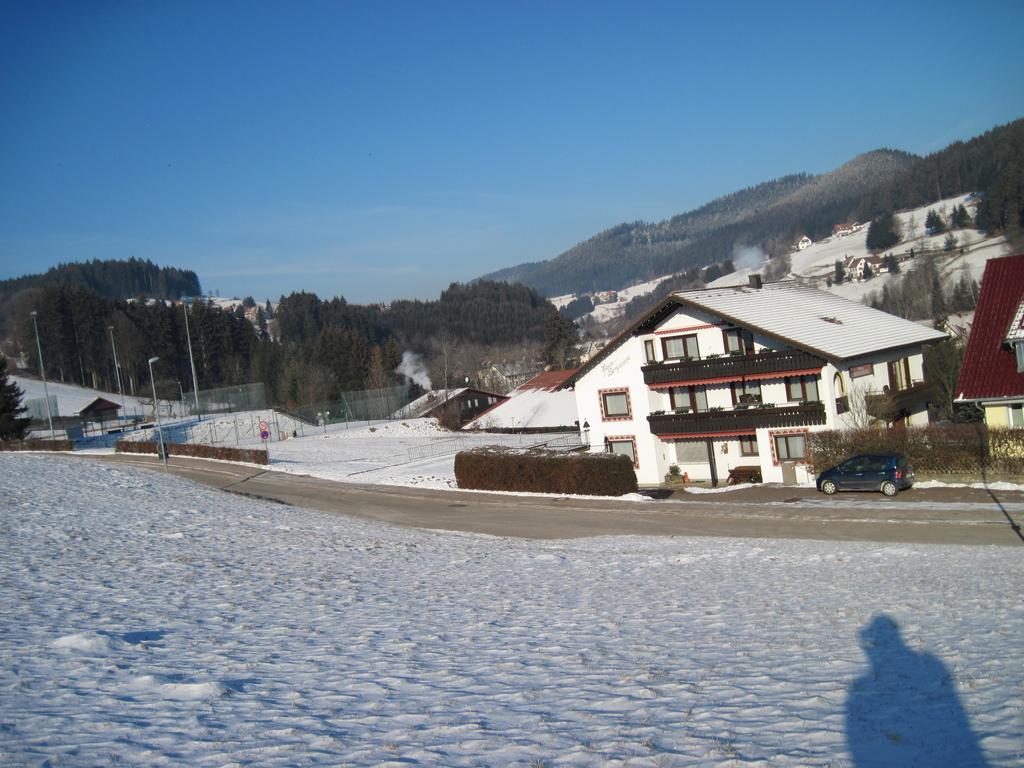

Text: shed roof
xmin=956 ymin=253 xmax=1024 ymax=400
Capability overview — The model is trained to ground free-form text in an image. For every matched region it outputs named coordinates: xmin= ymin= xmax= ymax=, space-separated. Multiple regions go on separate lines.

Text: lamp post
xmin=148 ymin=356 xmax=168 ymax=471
xmin=107 ymin=325 xmax=126 ymax=422
xmin=182 ymin=301 xmax=201 ymax=420
xmin=30 ymin=311 xmax=55 ymax=439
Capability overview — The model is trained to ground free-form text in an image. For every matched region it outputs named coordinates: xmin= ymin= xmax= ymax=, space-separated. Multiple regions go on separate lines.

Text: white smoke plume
xmin=732 ymin=244 xmax=767 ymax=273
xmin=395 ymin=351 xmax=432 ymax=390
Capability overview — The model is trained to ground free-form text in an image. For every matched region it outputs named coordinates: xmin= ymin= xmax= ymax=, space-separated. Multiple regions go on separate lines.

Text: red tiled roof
xmin=515 ymin=369 xmax=578 ymax=392
xmin=956 ymin=254 xmax=1024 ymax=400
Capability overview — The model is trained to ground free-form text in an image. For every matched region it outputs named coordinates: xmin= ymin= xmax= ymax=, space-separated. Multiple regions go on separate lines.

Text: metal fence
xmin=179 ymin=382 xmax=267 ymax=417
xmin=23 ymin=395 xmax=59 ymax=421
xmin=117 ymin=409 xmax=309 ymax=448
xmin=294 ymin=384 xmax=414 ymax=425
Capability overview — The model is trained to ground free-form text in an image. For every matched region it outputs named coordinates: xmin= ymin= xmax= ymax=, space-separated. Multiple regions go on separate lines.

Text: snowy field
xmin=263 ymin=419 xmax=565 ymax=489
xmin=1 ymin=454 xmax=1022 ymax=767
xmin=13 ymin=374 xmax=152 ymax=419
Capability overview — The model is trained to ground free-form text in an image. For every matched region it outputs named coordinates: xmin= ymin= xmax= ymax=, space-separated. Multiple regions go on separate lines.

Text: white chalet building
xmin=562 ymin=277 xmax=947 ymax=486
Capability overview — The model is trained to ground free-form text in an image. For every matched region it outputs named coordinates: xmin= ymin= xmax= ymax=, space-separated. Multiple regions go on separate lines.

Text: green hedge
xmin=0 ymin=439 xmax=74 ymax=452
xmin=807 ymin=425 xmax=1024 ymax=475
xmin=454 ymin=447 xmax=638 ymax=496
xmin=116 ymin=440 xmax=269 ymax=466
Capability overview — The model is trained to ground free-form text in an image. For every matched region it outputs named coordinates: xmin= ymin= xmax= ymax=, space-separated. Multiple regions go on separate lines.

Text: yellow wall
xmin=984 ymin=404 xmax=1009 ymax=427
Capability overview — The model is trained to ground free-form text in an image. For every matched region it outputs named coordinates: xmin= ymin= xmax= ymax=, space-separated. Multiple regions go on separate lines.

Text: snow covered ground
xmin=1 ymin=453 xmax=1021 ymax=766
xmin=13 ymin=374 xmax=152 ymax=419
xmin=262 ymin=419 xmax=568 ymax=489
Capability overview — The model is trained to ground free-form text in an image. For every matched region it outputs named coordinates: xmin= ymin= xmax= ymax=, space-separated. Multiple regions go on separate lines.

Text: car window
xmin=864 ymin=457 xmax=888 ymax=472
xmin=841 ymin=457 xmax=865 ymax=472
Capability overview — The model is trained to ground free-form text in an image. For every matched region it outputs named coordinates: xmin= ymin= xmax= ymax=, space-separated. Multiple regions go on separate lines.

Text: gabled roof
xmin=562 ymin=281 xmax=947 ymax=387
xmin=463 ymin=370 xmax=579 ymax=430
xmin=956 ymin=254 xmax=1024 ymax=400
xmin=515 ymin=369 xmax=578 ymax=392
xmin=76 ymin=397 xmax=122 ymax=416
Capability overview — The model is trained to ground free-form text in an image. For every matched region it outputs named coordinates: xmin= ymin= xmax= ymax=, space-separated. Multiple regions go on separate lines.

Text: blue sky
xmin=1 ymin=1 xmax=1022 ymax=303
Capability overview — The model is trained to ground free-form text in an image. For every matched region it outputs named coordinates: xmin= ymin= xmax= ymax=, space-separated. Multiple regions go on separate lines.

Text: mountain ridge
xmin=481 ymin=149 xmax=918 ymax=297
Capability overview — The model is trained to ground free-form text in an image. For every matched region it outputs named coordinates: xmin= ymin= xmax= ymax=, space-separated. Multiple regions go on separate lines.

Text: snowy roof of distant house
xmin=956 ymin=254 xmax=1024 ymax=400
xmin=563 ymin=281 xmax=947 ymax=387
xmin=393 ymin=388 xmax=468 ymax=419
xmin=463 ymin=370 xmax=579 ymax=430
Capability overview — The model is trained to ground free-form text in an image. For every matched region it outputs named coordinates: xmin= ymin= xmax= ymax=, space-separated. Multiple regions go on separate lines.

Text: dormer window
xmin=1016 ymin=341 xmax=1024 ymax=374
xmin=723 ymin=328 xmax=754 ymax=355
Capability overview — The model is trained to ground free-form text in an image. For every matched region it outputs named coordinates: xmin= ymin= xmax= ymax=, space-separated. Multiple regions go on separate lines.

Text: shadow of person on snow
xmin=846 ymin=614 xmax=989 ymax=767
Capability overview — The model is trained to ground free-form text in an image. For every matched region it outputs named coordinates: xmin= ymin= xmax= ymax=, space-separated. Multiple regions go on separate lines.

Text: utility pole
xmin=30 ymin=311 xmax=55 ymax=439
xmin=182 ymin=301 xmax=202 ymax=420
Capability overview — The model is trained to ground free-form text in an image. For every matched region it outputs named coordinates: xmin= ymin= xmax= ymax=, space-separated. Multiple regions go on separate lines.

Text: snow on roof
xmin=956 ymin=253 xmax=1024 ymax=400
xmin=676 ymin=281 xmax=947 ymax=361
xmin=392 ymin=388 xmax=468 ymax=419
xmin=463 ymin=370 xmax=579 ymax=430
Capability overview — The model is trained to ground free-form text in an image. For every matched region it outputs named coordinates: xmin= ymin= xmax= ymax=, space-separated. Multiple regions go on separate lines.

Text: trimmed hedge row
xmin=455 ymin=447 xmax=638 ymax=496
xmin=807 ymin=425 xmax=1024 ymax=475
xmin=0 ymin=439 xmax=74 ymax=452
xmin=116 ymin=440 xmax=269 ymax=466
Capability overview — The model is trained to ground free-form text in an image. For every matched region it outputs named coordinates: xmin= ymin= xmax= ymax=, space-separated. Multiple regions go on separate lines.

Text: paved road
xmin=82 ymin=453 xmax=1024 ymax=547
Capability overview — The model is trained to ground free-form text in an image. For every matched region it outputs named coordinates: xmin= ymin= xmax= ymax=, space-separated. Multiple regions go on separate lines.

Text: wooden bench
xmin=727 ymin=465 xmax=762 ymax=485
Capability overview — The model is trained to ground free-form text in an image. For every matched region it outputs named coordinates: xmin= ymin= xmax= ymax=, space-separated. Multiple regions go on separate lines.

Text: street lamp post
xmin=107 ymin=325 xmax=126 ymax=422
xmin=148 ymin=356 xmax=168 ymax=471
xmin=30 ymin=311 xmax=55 ymax=439
xmin=182 ymin=302 xmax=202 ymax=420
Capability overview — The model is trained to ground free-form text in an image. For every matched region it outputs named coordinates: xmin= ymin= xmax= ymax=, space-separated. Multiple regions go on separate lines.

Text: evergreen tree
xmin=925 ymin=209 xmax=946 ymax=234
xmin=951 ymin=204 xmax=972 ymax=229
xmin=0 ymin=355 xmax=30 ymax=440
xmin=542 ymin=312 xmax=578 ymax=368
xmin=834 ymin=260 xmax=846 ymax=285
xmin=866 ymin=213 xmax=900 ymax=251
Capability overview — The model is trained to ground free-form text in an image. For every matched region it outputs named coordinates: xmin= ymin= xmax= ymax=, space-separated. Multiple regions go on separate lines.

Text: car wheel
xmin=821 ymin=479 xmax=838 ymax=495
xmin=880 ymin=480 xmax=898 ymax=497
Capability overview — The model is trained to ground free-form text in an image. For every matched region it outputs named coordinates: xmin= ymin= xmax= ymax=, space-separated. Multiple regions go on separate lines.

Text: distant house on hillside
xmin=833 ymin=223 xmax=856 ymax=238
xmin=844 ymin=255 xmax=888 ymax=281
xmin=592 ymin=290 xmax=619 ymax=305
xmin=559 ymin=276 xmax=946 ymax=487
xmin=463 ymin=370 xmax=579 ymax=432
xmin=796 ymin=236 xmax=812 ymax=251
xmin=955 ymin=254 xmax=1024 ymax=428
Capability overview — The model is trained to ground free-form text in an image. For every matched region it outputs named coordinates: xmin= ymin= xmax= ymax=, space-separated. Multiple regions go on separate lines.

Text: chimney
xmin=748 ymin=274 xmax=763 ymax=290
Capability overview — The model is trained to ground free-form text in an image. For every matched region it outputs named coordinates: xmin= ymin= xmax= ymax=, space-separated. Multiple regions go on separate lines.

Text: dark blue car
xmin=816 ymin=453 xmax=915 ymax=497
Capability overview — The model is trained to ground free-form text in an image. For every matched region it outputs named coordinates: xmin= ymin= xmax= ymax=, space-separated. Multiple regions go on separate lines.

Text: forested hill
xmin=0 ymin=258 xmax=201 ymax=340
xmin=275 ymin=280 xmax=554 ymax=348
xmin=481 ymin=117 xmax=1024 ymax=297
xmin=0 ymin=258 xmax=200 ymax=306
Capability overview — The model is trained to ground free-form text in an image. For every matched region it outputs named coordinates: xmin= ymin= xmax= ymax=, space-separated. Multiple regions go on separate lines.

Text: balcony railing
xmin=866 ymin=381 xmax=936 ymax=420
xmin=642 ymin=349 xmax=825 ymax=387
xmin=648 ymin=402 xmax=827 ymax=437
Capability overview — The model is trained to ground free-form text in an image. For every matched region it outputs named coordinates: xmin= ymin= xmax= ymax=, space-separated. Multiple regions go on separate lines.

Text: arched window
xmin=834 ymin=373 xmax=848 ymax=414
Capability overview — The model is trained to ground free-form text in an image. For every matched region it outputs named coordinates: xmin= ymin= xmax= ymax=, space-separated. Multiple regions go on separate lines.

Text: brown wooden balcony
xmin=642 ymin=349 xmax=825 ymax=387
xmin=647 ymin=402 xmax=827 ymax=437
xmin=866 ymin=381 xmax=936 ymax=420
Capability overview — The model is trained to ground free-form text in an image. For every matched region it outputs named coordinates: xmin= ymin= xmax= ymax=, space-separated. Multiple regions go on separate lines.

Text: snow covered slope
xmin=569 ymin=195 xmax=1011 ymax=327
xmin=1 ymin=454 xmax=1022 ymax=766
